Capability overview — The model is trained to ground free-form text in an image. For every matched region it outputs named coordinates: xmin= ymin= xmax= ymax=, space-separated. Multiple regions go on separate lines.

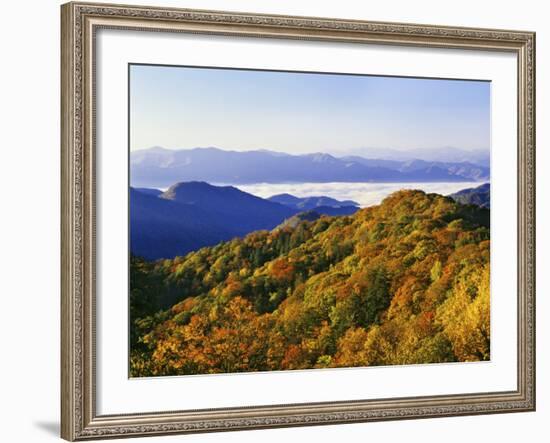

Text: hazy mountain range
xmin=343 ymin=146 xmax=490 ymax=166
xmin=130 ymin=147 xmax=490 ymax=188
xmin=267 ymin=194 xmax=359 ymax=211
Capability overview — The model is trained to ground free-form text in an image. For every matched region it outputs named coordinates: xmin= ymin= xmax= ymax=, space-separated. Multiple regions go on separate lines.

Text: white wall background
xmin=0 ymin=0 xmax=546 ymax=442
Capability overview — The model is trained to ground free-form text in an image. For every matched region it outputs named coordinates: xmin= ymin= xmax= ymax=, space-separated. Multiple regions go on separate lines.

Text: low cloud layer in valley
xmin=236 ymin=182 xmax=482 ymax=207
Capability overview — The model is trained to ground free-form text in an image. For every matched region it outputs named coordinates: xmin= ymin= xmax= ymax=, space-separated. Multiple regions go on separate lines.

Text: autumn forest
xmin=130 ymin=189 xmax=490 ymax=377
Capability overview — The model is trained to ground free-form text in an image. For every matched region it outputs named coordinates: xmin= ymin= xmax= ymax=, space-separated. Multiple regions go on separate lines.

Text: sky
xmin=130 ymin=64 xmax=490 ymax=156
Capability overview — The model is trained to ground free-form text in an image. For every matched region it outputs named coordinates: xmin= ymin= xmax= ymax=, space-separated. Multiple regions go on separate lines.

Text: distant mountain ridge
xmin=130 ymin=147 xmax=490 ymax=188
xmin=267 ymin=193 xmax=359 ymax=210
xmin=343 ymin=146 xmax=490 ymax=166
xmin=449 ymin=183 xmax=490 ymax=208
xmin=344 ymin=157 xmax=488 ymax=181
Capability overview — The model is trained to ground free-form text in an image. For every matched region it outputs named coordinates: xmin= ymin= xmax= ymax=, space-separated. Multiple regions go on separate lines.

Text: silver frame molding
xmin=61 ymin=2 xmax=536 ymax=440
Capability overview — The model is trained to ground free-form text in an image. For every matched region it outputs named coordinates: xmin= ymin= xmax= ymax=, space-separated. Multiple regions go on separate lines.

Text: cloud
xmin=236 ymin=182 xmax=482 ymax=207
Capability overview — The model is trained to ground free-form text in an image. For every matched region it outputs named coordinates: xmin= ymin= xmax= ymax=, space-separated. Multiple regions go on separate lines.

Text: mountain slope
xmin=274 ymin=210 xmax=322 ymax=230
xmin=273 ymin=206 xmax=359 ymax=231
xmin=130 ymin=187 xmax=235 ymax=260
xmin=312 ymin=205 xmax=359 ymax=216
xmin=449 ymin=183 xmax=490 ymax=208
xmin=160 ymin=181 xmax=296 ymax=235
xmin=130 ymin=190 xmax=490 ymax=376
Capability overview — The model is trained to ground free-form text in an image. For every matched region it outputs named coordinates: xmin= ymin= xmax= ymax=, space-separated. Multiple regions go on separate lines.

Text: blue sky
xmin=130 ymin=64 xmax=490 ymax=156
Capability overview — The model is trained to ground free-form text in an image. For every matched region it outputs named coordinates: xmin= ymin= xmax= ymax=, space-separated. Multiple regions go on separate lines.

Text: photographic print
xmin=129 ymin=64 xmax=491 ymax=377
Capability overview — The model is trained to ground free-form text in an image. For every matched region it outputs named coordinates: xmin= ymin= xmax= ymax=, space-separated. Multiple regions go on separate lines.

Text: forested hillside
xmin=130 ymin=190 xmax=490 ymax=377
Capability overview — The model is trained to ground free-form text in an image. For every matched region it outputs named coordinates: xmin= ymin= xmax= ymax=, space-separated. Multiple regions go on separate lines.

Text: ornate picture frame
xmin=61 ymin=2 xmax=535 ymax=440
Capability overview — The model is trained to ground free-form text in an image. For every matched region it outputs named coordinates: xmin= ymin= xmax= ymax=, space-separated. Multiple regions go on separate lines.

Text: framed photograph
xmin=61 ymin=2 xmax=536 ymax=440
